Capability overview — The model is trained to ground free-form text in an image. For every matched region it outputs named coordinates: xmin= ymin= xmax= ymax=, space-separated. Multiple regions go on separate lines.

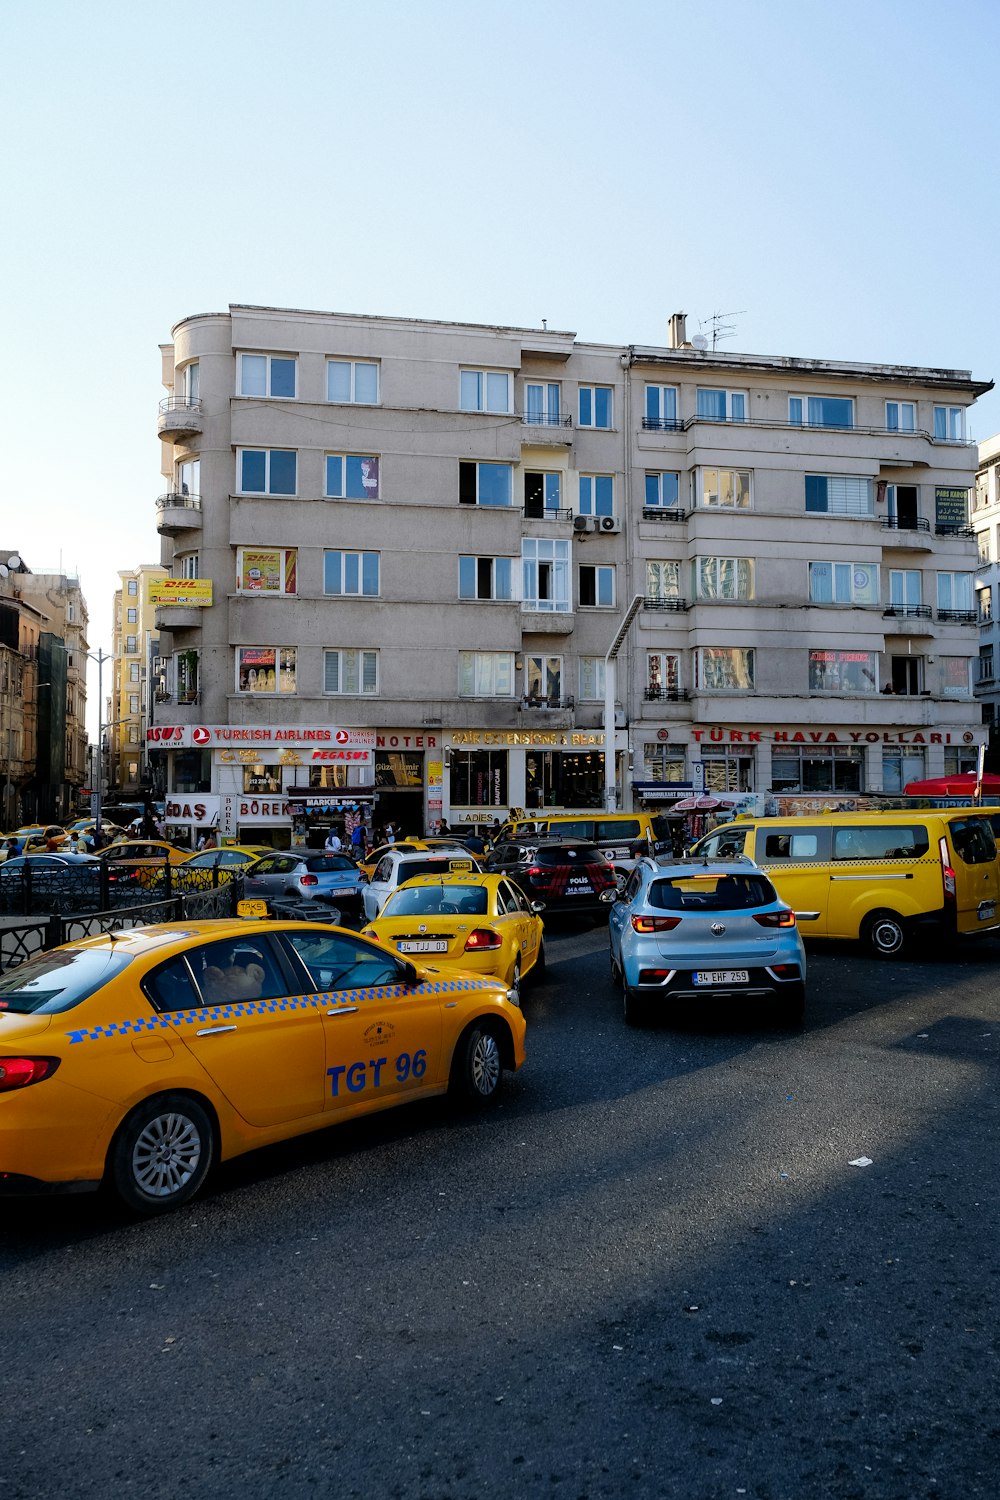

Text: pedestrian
xmin=73 ymin=831 xmax=89 ymax=854
xmin=384 ymin=822 xmax=395 ymax=845
xmin=325 ymin=827 xmax=342 ymax=852
xmin=438 ymin=818 xmax=451 ymax=835
xmin=202 ymin=830 xmax=218 ymax=851
xmin=350 ymin=821 xmax=366 ymax=857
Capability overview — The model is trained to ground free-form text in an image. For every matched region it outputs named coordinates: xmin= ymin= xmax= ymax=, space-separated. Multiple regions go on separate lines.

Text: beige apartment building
xmin=150 ymin=303 xmax=990 ymax=844
xmin=109 ymin=563 xmax=164 ymax=797
xmin=972 ymin=433 xmax=1000 ymax=744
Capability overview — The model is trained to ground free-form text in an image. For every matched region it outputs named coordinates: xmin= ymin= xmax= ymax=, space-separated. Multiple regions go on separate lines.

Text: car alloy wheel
xmin=110 ymin=1092 xmax=214 ymax=1213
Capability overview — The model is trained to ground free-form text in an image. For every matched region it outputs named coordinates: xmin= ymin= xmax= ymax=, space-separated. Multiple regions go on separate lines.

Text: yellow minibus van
xmin=494 ymin=811 xmax=675 ymax=873
xmin=689 ymin=809 xmax=999 ymax=957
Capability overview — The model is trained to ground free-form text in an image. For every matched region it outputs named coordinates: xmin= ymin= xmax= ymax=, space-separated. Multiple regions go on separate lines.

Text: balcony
xmin=157 ymin=396 xmax=204 ymax=443
xmin=155 ymin=492 xmax=203 ymax=535
xmin=881 ymin=605 xmax=932 ymax=619
xmin=641 ymin=417 xmax=685 ymax=433
xmin=643 ymin=596 xmax=689 ymax=614
xmin=519 ymin=410 xmax=573 ymax=445
xmin=521 ymin=506 xmax=573 ymax=524
xmin=936 ymin=609 xmax=978 ymax=624
xmin=520 ymin=607 xmax=574 ymax=635
xmin=641 ymin=507 xmax=688 ymax=523
xmin=935 ymin=523 xmax=975 ymax=538
xmin=643 ymin=687 xmax=690 ymax=702
xmin=154 ymin=606 xmax=204 ymax=631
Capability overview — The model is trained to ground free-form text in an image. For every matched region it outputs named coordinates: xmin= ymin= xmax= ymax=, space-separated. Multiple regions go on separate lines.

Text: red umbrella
xmin=904 ymin=772 xmax=1000 ymax=797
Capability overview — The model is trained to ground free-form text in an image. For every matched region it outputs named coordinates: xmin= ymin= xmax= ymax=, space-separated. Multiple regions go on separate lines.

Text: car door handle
xmin=327 ymin=1007 xmax=359 ymax=1017
xmin=195 ymin=1025 xmax=238 ymax=1037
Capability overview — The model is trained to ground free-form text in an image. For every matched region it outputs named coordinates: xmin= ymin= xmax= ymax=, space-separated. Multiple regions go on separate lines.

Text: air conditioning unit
xmin=598 ymin=515 xmax=622 ymax=533
xmin=572 ymin=514 xmax=591 ymax=532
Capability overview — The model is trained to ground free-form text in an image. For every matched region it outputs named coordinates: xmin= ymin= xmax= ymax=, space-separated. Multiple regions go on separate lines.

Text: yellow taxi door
xmin=500 ymin=878 xmax=539 ymax=971
xmin=946 ymin=816 xmax=1000 ymax=932
xmin=279 ymin=930 xmax=444 ymax=1112
xmin=151 ymin=936 xmax=327 ymax=1127
xmin=753 ymin=825 xmax=831 ymax=938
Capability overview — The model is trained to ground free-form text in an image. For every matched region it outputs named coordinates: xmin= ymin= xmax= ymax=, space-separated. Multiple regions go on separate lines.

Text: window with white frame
xmin=129 ymin=663 xmax=140 ymax=682
xmin=181 ymin=362 xmax=200 ymax=402
xmin=459 ymin=651 xmax=514 ymax=697
xmin=125 ymin=635 xmax=137 ymax=654
xmin=324 ymin=550 xmax=380 ymax=596
xmin=978 ymin=584 xmax=992 ymax=623
xmin=644 ymin=385 xmax=679 ymax=429
xmin=693 ymin=557 xmax=754 ymax=600
xmin=460 ymin=369 xmax=511 ymax=413
xmin=459 ymin=555 xmax=515 ymax=601
xmin=789 ymin=395 xmax=854 ymax=428
xmin=809 ymin=561 xmax=878 ymax=605
xmin=238 ymin=353 xmax=297 ymax=399
xmin=238 ymin=449 xmax=297 ymax=496
xmin=325 ymin=454 xmax=380 ymax=500
xmin=933 ymin=405 xmax=964 ymax=441
xmin=127 ymin=607 xmax=137 ymax=624
xmin=644 ymin=471 xmax=681 ymax=509
xmin=697 ymin=387 xmax=747 ymax=422
xmin=885 ymin=400 xmax=916 ymax=432
xmin=524 ymin=470 xmax=562 ymax=517
xmin=578 ymin=475 xmax=613 ymax=516
xmin=804 ymin=475 xmax=873 ymax=516
xmin=237 ymin=647 xmax=296 ymax=694
xmin=937 ymin=571 xmax=973 ymax=613
xmin=237 ymin=547 xmax=297 ymax=594
xmin=646 ymin=651 xmax=681 ymax=699
xmin=522 ymin=538 xmax=570 ymax=612
xmin=578 ymin=657 xmax=606 ymax=700
xmin=881 ymin=746 xmax=926 ymax=794
xmin=524 ymin=655 xmax=562 ymax=706
xmin=459 ymin=461 xmax=513 ymax=506
xmin=888 ymin=569 xmax=921 ymax=609
xmin=127 ymin=580 xmax=138 ymax=596
xmin=808 ymin=650 xmax=877 ymax=693
xmin=176 ymin=457 xmax=200 ymax=497
xmin=643 ymin=743 xmax=686 ymax=782
xmin=129 ymin=694 xmax=140 ymax=713
xmin=578 ymin=385 xmax=613 ymax=429
xmin=979 ymin=646 xmax=994 ymax=683
xmin=178 ymin=552 xmax=200 ymax=580
xmin=696 ymin=468 xmax=751 ymax=509
xmin=524 ymin=382 xmax=561 ymax=426
xmin=327 ymin=360 xmax=379 ymax=404
xmin=646 ymin=560 xmax=680 ymax=601
xmin=978 ymin=530 xmax=992 ymax=564
xmin=324 ymin=648 xmax=379 ymax=695
xmin=695 ymin=647 xmax=754 ymax=690
xmin=944 ymin=746 xmax=979 ymax=773
xmin=579 ymin=564 xmax=615 ymax=607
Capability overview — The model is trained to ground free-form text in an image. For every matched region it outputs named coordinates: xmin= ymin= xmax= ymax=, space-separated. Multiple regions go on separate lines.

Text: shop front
xmin=445 ymin=728 xmax=628 ymax=819
xmin=373 ymin=731 xmax=440 ymax=838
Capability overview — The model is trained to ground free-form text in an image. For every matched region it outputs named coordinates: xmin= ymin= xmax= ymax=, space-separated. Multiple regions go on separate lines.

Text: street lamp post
xmin=603 ymin=595 xmax=644 ymax=813
xmin=87 ymin=648 xmax=112 ymax=842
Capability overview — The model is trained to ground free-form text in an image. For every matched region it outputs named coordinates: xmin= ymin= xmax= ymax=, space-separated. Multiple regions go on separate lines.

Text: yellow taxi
xmin=362 ymin=872 xmax=545 ymax=1001
xmin=356 ymin=838 xmax=475 ymax=881
xmin=101 ymin=839 xmax=191 ymax=889
xmin=0 ymin=919 xmax=526 ymax=1212
xmin=176 ymin=845 xmax=273 ymax=890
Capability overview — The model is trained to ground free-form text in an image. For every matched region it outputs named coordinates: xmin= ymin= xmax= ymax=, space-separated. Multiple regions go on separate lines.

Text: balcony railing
xmin=519 ymin=410 xmax=573 ymax=428
xmin=880 ymin=516 xmax=931 ymax=534
xmin=937 ymin=609 xmax=978 ymax=624
xmin=156 ymin=492 xmax=202 ymax=512
xmin=519 ymin=695 xmax=575 ymax=710
xmin=640 ymin=412 xmax=973 ymax=445
xmin=642 ymin=507 xmax=688 ymax=522
xmin=643 ymin=687 xmax=690 ymax=702
xmin=882 ymin=605 xmax=932 ymax=619
xmin=643 ymin=596 xmax=689 ymax=612
xmin=935 ymin=523 xmax=974 ymax=537
xmin=521 ymin=506 xmax=573 ymax=522
xmin=641 ymin=417 xmax=685 ymax=432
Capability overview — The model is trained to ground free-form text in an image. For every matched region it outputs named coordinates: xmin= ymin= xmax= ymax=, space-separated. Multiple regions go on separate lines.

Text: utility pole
xmin=87 ymin=648 xmax=112 ymax=841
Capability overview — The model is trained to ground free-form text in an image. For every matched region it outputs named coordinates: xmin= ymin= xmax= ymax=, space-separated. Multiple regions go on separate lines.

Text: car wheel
xmin=777 ymin=981 xmax=806 ymax=1027
xmin=508 ymin=957 xmax=522 ymax=1006
xmin=610 ymin=949 xmax=622 ymax=988
xmin=451 ymin=1021 xmax=504 ymax=1106
xmin=109 ymin=1092 xmax=214 ymax=1214
xmin=623 ymin=984 xmax=648 ymax=1027
xmin=863 ymin=909 xmax=906 ymax=959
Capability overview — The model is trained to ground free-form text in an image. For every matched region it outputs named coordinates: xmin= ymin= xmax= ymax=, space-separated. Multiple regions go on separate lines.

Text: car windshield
xmin=649 ymin=874 xmax=777 ymax=911
xmin=386 ymin=885 xmax=488 ymax=917
xmin=0 ymin=948 xmax=134 ymax=1015
xmin=303 ymin=855 xmax=356 ymax=873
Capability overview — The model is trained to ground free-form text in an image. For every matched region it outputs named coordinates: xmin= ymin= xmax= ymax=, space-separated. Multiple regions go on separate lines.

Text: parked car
xmin=361 ymin=848 xmax=480 ymax=922
xmin=356 ymin=838 xmax=472 ymax=881
xmin=485 ymin=837 xmax=617 ymax=917
xmin=176 ymin=845 xmax=273 ymax=891
xmin=0 ymin=852 xmax=109 ymax=914
xmin=608 ymin=856 xmax=806 ymax=1026
xmin=243 ymin=851 xmax=368 ymax=918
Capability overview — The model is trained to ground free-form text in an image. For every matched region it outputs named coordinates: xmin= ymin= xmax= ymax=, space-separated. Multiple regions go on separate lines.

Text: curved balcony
xmin=157 ymin=396 xmax=204 ymax=442
xmin=155 ymin=492 xmax=203 ymax=535
xmin=154 ymin=606 xmax=204 ymax=632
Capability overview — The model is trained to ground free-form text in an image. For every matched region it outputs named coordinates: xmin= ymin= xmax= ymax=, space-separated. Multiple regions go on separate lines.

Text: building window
xmin=693 ymin=557 xmax=754 ymax=601
xmin=182 ymin=362 xmax=200 ymax=402
xmin=324 ymin=550 xmax=380 ymax=597
xmin=579 ymin=565 xmax=615 ymax=608
xmin=127 ymin=580 xmax=138 ymax=597
xmin=978 ymin=531 xmax=991 ymax=564
xmin=579 ymin=657 xmax=606 ymax=700
xmin=888 ymin=569 xmax=922 ymax=609
xmin=578 ymin=475 xmax=613 ymax=516
xmin=450 ymin=749 xmax=508 ymax=807
xmin=238 ymin=353 xmax=297 ymax=399
xmin=524 ymin=655 xmax=562 ymax=706
xmin=944 ymin=746 xmax=979 ymax=774
xmin=244 ymin=764 xmax=282 ymax=794
xmin=978 ymin=585 xmax=993 ymax=623
xmin=179 ymin=553 xmax=200 ymax=580
xmin=646 ymin=560 xmax=680 ymax=601
xmin=129 ymin=694 xmax=140 ymax=713
xmin=809 ymin=561 xmax=878 ymax=605
xmin=129 ymin=663 xmax=140 ymax=682
xmin=323 ymin=649 xmax=378 ymax=695
xmin=979 ymin=646 xmax=994 ymax=684
xmin=642 ymin=743 xmax=686 ymax=782
xmin=696 ymin=468 xmax=751 ymax=509
xmin=771 ymin=744 xmax=863 ymax=793
xmin=644 ymin=385 xmax=679 ymax=429
xmin=701 ymin=747 xmax=755 ymax=792
xmin=460 ymin=369 xmax=511 ymax=413
xmin=789 ymin=395 xmax=854 ymax=428
xmin=325 ymin=454 xmax=380 ymax=500
xmin=522 ymin=538 xmax=570 ymax=612
xmin=646 ymin=652 xmax=681 ymax=699
xmin=127 ymin=607 xmax=137 ymax=625
xmin=237 ymin=547 xmax=298 ymax=595
xmin=176 ymin=651 xmax=199 ymax=703
xmin=937 ymin=572 xmax=973 ymax=612
xmin=237 ymin=647 xmax=296 ymax=694
xmin=459 ymin=652 xmax=514 ymax=697
xmin=644 ymin=472 xmax=681 ymax=509
xmin=238 ymin=449 xmax=297 ymax=496
xmin=459 ymin=555 xmax=515 ymax=601
xmin=809 ymin=650 xmax=877 ymax=693
xmin=459 ymin=461 xmax=513 ymax=507
xmin=886 ymin=400 xmax=915 ymax=432
xmin=695 ymin=648 xmax=754 ymax=690
xmin=327 ymin=360 xmax=379 ymax=404
xmin=524 ymin=471 xmax=562 ymax=517
xmin=941 ymin=657 xmax=972 ymax=696
xmin=125 ymin=635 xmax=137 ymax=653
xmin=697 ymin=388 xmax=747 ymax=422
xmin=524 ymin=383 xmax=561 ymax=426
xmin=934 ymin=405 xmax=965 ymax=441
xmin=578 ymin=386 xmax=613 ymax=429
xmin=805 ymin=475 xmax=873 ymax=517
xmin=129 ymin=726 xmax=140 ymax=744
xmin=177 ymin=457 xmax=200 ymax=497
xmin=881 ymin=746 xmax=926 ymax=794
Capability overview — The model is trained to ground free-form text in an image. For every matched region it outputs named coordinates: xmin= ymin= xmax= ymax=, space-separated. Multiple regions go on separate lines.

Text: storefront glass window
xmin=881 ymin=747 xmax=926 ymax=794
xmin=770 ymin=745 xmax=863 ymax=793
xmin=701 ymin=749 xmax=754 ymax=793
xmin=450 ymin=750 xmax=508 ymax=808
xmin=243 ymin=765 xmax=282 ymax=794
xmin=525 ymin=750 xmax=605 ymax=808
xmin=643 ymin=745 xmax=686 ymax=782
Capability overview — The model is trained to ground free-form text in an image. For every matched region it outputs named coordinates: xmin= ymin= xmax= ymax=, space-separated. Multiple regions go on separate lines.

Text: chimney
xmin=668 ymin=312 xmax=687 ymax=349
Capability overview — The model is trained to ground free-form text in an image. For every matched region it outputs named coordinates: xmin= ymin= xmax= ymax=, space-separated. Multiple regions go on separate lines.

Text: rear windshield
xmin=396 ymin=858 xmax=471 ymax=880
xmin=831 ymin=826 xmax=930 ymax=861
xmin=949 ymin=818 xmax=997 ymax=865
xmin=650 ymin=873 xmax=778 ymax=911
xmin=0 ymin=948 xmax=134 ymax=1015
xmin=533 ymin=845 xmax=605 ymax=866
xmin=386 ymin=885 xmax=488 ymax=916
xmin=303 ymin=855 xmax=356 ymax=873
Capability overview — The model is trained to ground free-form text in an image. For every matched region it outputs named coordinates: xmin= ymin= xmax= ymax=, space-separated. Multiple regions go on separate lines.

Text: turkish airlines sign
xmin=147 ymin=724 xmax=376 ymax=749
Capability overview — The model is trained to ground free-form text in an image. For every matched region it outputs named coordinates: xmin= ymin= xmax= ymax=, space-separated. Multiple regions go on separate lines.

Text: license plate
xmin=692 ymin=969 xmax=749 ymax=985
xmin=979 ymin=902 xmax=996 ymax=921
xmin=329 ymin=887 xmax=355 ymax=897
xmin=237 ymin=898 xmax=269 ymax=918
xmin=398 ymin=939 xmax=448 ymax=954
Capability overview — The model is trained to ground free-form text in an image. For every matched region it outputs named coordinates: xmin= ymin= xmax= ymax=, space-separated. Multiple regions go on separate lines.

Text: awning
xmin=904 ymin=773 xmax=1000 ymax=797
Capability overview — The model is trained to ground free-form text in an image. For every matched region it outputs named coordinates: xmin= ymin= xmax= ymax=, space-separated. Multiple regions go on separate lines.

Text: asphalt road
xmin=2 ymin=923 xmax=999 ymax=1500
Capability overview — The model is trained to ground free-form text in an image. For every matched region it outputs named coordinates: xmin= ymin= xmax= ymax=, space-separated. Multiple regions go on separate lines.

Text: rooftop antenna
xmin=699 ymin=310 xmax=745 ymax=351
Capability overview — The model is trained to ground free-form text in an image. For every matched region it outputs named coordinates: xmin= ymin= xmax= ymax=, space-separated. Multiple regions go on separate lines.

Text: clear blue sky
xmin=3 ymin=0 xmax=999 ymax=734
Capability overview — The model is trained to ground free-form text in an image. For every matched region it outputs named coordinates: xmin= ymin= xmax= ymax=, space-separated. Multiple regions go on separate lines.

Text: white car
xmin=361 ymin=847 xmax=480 ymax=923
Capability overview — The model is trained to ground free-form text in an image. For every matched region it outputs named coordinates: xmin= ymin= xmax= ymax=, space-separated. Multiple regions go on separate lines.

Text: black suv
xmin=485 ymin=837 xmax=617 ymax=916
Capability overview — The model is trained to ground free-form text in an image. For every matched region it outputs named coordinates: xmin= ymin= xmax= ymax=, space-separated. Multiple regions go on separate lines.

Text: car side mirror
xmin=530 ymin=900 xmax=545 ymax=914
xmin=399 ymin=960 xmax=419 ymax=986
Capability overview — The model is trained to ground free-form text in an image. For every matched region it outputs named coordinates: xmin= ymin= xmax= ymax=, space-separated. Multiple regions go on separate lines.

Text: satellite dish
xmin=692 ymin=335 xmax=709 ymax=351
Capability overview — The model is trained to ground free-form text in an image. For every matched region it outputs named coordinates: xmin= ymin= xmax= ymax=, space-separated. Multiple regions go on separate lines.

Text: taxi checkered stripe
xmin=64 ymin=975 xmax=499 ymax=1044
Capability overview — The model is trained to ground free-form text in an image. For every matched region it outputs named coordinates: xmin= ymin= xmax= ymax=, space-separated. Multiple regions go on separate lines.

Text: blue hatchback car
xmin=608 ymin=856 xmax=806 ymax=1027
